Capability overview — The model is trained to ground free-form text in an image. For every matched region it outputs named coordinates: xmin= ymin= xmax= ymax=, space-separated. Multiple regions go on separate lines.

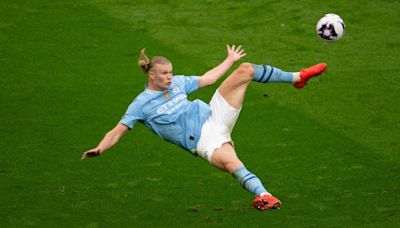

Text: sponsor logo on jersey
xmin=156 ymin=94 xmax=188 ymax=114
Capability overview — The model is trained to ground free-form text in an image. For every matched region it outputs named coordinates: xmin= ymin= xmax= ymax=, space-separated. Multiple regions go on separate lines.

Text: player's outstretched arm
xmin=81 ymin=123 xmax=129 ymax=160
xmin=198 ymin=45 xmax=246 ymax=88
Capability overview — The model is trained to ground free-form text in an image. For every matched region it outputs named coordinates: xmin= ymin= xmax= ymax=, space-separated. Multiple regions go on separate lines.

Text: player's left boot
xmin=252 ymin=194 xmax=281 ymax=211
xmin=294 ymin=63 xmax=328 ymax=89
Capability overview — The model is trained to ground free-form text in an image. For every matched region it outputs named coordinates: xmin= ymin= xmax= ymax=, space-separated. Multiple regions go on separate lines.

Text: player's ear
xmin=148 ymin=71 xmax=155 ymax=80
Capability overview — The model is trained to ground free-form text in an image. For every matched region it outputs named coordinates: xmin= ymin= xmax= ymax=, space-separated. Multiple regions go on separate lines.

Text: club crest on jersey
xmin=173 ymin=86 xmax=180 ymax=93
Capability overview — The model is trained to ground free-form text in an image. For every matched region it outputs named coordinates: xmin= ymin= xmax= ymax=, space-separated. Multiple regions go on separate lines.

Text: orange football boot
xmin=253 ymin=194 xmax=282 ymax=211
xmin=294 ymin=63 xmax=328 ymax=89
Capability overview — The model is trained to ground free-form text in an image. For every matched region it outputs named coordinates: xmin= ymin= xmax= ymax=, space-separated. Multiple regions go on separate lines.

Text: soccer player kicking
xmin=81 ymin=45 xmax=327 ymax=211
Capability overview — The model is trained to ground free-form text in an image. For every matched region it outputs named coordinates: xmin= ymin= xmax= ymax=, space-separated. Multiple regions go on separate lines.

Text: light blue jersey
xmin=120 ymin=76 xmax=211 ymax=153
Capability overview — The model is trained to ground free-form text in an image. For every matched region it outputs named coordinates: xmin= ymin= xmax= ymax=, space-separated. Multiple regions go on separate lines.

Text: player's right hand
xmin=226 ymin=44 xmax=246 ymax=62
xmin=81 ymin=148 xmax=101 ymax=160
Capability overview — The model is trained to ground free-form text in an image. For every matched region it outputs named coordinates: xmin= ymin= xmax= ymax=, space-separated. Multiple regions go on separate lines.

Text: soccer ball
xmin=316 ymin=14 xmax=345 ymax=41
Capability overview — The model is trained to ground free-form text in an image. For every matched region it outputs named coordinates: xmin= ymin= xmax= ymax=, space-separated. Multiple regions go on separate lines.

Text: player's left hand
xmin=226 ymin=45 xmax=247 ymax=62
xmin=81 ymin=148 xmax=101 ymax=160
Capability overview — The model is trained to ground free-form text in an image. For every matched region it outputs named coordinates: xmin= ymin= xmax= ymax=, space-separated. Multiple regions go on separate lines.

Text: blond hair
xmin=138 ymin=48 xmax=171 ymax=74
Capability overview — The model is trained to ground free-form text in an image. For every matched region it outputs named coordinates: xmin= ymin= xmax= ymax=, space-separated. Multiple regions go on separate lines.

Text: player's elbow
xmin=109 ymin=124 xmax=129 ymax=138
xmin=206 ymin=77 xmax=218 ymax=86
xmin=200 ymin=76 xmax=217 ymax=87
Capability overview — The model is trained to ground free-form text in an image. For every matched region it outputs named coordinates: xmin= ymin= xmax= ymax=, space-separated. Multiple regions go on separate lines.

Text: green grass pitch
xmin=1 ymin=0 xmax=399 ymax=226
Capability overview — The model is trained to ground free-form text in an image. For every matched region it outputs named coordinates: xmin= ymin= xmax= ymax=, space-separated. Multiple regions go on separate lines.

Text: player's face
xmin=148 ymin=63 xmax=173 ymax=90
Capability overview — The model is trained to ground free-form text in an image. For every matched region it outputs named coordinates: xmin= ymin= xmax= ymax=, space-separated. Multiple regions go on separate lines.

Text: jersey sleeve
xmin=119 ymin=102 xmax=142 ymax=129
xmin=173 ymin=75 xmax=200 ymax=94
xmin=184 ymin=76 xmax=200 ymax=94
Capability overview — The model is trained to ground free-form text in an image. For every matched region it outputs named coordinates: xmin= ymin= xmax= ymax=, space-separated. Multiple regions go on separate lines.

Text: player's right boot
xmin=252 ymin=194 xmax=281 ymax=211
xmin=294 ymin=63 xmax=328 ymax=89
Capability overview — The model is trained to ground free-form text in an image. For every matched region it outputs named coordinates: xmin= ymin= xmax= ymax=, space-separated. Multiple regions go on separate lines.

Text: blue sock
xmin=253 ymin=64 xmax=294 ymax=83
xmin=232 ymin=167 xmax=269 ymax=196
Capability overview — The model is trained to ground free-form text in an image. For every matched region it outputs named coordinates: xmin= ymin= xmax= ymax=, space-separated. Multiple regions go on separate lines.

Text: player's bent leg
xmin=210 ymin=142 xmax=244 ymax=173
xmin=211 ymin=143 xmax=281 ymax=211
xmin=218 ymin=62 xmax=254 ymax=110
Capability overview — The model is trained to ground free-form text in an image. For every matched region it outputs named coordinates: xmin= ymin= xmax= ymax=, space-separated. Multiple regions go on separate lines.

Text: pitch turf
xmin=1 ymin=0 xmax=399 ymax=226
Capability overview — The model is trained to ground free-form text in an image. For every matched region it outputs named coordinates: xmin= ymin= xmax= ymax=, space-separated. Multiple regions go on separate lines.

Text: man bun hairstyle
xmin=138 ymin=48 xmax=171 ymax=74
xmin=138 ymin=48 xmax=151 ymax=73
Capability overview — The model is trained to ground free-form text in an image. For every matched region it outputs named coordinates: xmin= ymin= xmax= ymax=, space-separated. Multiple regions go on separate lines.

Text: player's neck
xmin=146 ymin=81 xmax=160 ymax=91
xmin=146 ymin=82 xmax=168 ymax=92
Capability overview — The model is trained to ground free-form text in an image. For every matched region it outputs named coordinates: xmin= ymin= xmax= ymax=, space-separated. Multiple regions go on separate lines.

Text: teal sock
xmin=253 ymin=64 xmax=294 ymax=83
xmin=232 ymin=167 xmax=269 ymax=196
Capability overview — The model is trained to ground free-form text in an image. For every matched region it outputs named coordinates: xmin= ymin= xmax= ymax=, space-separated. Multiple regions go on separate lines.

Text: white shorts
xmin=193 ymin=90 xmax=241 ymax=162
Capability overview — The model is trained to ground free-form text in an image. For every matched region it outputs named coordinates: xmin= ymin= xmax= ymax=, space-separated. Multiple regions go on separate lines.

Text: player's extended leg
xmin=211 ymin=143 xmax=281 ymax=211
xmin=218 ymin=62 xmax=328 ymax=109
xmin=253 ymin=63 xmax=328 ymax=89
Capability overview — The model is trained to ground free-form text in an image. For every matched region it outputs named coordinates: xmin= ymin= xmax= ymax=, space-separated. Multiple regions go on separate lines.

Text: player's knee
xmin=238 ymin=62 xmax=254 ymax=75
xmin=236 ymin=62 xmax=254 ymax=82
